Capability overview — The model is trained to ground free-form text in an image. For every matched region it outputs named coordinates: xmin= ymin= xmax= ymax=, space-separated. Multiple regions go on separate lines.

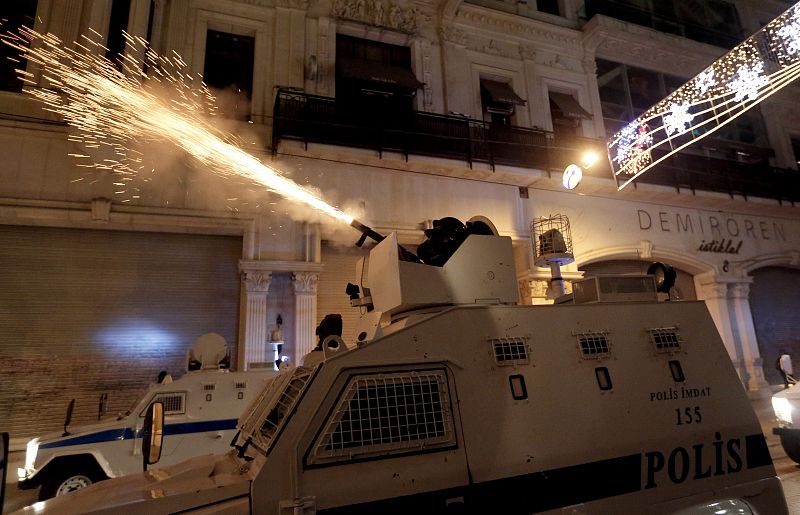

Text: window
xmin=537 ymin=0 xmax=560 ymax=16
xmin=308 ymin=370 xmax=455 ymax=465
xmin=549 ymin=92 xmax=592 ymax=139
xmin=480 ymin=78 xmax=525 ymax=126
xmin=141 ymin=392 xmax=186 ymax=416
xmin=203 ymin=30 xmax=255 ymax=121
xmin=575 ymin=331 xmax=612 ymax=359
xmin=792 ymin=138 xmax=800 ymax=167
xmin=0 ymin=1 xmax=37 ymax=92
xmin=648 ymin=327 xmax=682 ymax=354
xmin=335 ymin=35 xmax=420 ymax=124
xmin=492 ymin=337 xmax=530 ymax=365
xmin=106 ymin=0 xmax=131 ymax=67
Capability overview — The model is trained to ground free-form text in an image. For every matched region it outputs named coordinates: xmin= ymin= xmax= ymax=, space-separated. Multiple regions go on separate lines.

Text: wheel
xmin=780 ymin=433 xmax=800 ymax=464
xmin=38 ymin=469 xmax=102 ymax=500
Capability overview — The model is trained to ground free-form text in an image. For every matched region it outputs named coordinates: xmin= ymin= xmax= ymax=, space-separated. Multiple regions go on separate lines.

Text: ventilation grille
xmin=310 ymin=371 xmax=455 ymax=465
xmin=259 ymin=367 xmax=313 ymax=443
xmin=235 ymin=381 xmax=248 ymax=389
xmin=649 ymin=327 xmax=682 ymax=353
xmin=150 ymin=392 xmax=185 ymax=415
xmin=576 ymin=331 xmax=611 ymax=359
xmin=491 ymin=337 xmax=530 ymax=365
xmin=203 ymin=384 xmax=216 ymax=391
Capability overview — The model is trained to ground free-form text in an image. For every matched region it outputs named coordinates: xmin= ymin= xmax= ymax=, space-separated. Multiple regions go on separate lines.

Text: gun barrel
xmin=350 ymin=219 xmax=385 ymax=246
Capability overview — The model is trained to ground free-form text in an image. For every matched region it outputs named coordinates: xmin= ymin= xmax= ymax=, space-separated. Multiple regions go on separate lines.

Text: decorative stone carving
xmin=292 ymin=271 xmax=319 ymax=294
xmin=531 ymin=279 xmax=549 ymax=298
xmin=729 ymin=282 xmax=751 ymax=300
xmin=456 ymin=8 xmax=581 ymax=50
xmin=639 ymin=239 xmax=653 ymax=260
xmin=519 ymin=44 xmax=536 ymax=61
xmin=439 ymin=26 xmax=468 ymax=45
xmin=242 ymin=271 xmax=272 ymax=293
xmin=332 ymin=0 xmax=417 ymax=32
xmin=700 ymin=282 xmax=728 ymax=299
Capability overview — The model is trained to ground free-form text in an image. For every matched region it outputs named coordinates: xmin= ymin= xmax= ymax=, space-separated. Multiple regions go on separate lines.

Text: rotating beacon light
xmin=531 ymin=214 xmax=575 ymax=299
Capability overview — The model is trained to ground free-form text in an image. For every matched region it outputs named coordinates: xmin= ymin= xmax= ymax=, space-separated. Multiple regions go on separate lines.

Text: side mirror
xmin=142 ymin=402 xmax=164 ymax=471
xmin=0 ymin=432 xmax=8 ymax=510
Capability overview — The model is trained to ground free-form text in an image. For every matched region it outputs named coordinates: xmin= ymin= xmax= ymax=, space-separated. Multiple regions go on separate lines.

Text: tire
xmin=38 ymin=467 xmax=104 ymax=501
xmin=780 ymin=433 xmax=800 ymax=464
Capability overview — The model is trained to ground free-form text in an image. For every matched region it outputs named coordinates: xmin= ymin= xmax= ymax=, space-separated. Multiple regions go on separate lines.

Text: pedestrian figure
xmin=778 ymin=350 xmax=795 ymax=389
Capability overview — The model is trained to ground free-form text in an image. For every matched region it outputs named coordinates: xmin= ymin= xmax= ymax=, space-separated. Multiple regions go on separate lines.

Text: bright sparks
xmin=3 ymin=27 xmax=353 ymax=225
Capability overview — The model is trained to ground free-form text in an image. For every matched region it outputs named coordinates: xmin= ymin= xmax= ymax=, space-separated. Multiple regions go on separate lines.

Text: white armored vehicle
xmin=18 ymin=217 xmax=788 ymax=514
xmin=17 ymin=333 xmax=277 ymax=500
xmin=772 ymin=385 xmax=800 ymax=463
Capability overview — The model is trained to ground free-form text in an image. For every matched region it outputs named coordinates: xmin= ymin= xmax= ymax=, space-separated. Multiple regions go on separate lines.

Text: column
xmin=241 ymin=271 xmax=271 ymax=370
xmin=698 ymin=281 xmax=743 ymax=380
xmin=292 ymin=271 xmax=319 ymax=362
xmin=730 ymin=281 xmax=770 ymax=392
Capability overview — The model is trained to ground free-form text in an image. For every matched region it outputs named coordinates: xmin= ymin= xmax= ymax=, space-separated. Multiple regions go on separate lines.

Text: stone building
xmin=1 ymin=0 xmax=799 ymax=440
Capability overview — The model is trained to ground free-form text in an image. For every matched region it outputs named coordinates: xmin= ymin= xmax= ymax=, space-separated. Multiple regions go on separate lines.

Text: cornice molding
xmin=455 ymin=5 xmax=582 ymax=51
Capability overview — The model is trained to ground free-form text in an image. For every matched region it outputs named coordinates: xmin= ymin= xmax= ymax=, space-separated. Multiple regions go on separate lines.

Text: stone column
xmin=292 ymin=271 xmax=319 ymax=362
xmin=241 ymin=271 xmax=272 ymax=370
xmin=698 ymin=281 xmax=743 ymax=380
xmin=730 ymin=281 xmax=770 ymax=392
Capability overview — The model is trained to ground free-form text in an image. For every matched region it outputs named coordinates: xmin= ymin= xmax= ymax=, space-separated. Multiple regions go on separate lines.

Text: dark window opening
xmin=537 ymin=0 xmax=560 ymax=15
xmin=481 ymin=79 xmax=525 ymax=126
xmin=335 ymin=35 xmax=419 ymax=127
xmin=0 ymin=0 xmax=38 ymax=92
xmin=595 ymin=367 xmax=613 ymax=390
xmin=106 ymin=0 xmax=132 ymax=68
xmin=203 ymin=30 xmax=255 ymax=121
xmin=792 ymin=138 xmax=800 ymax=168
xmin=509 ymin=374 xmax=528 ymax=400
xmin=668 ymin=360 xmax=686 ymax=382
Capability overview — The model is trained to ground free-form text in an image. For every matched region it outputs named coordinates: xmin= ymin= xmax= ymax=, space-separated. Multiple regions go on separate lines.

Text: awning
xmin=480 ymin=79 xmax=526 ymax=105
xmin=338 ymin=58 xmax=424 ymax=90
xmin=549 ymin=92 xmax=593 ymax=119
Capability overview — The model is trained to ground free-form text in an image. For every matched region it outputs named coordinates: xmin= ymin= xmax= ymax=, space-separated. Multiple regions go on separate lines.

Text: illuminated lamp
xmin=647 ymin=262 xmax=677 ymax=297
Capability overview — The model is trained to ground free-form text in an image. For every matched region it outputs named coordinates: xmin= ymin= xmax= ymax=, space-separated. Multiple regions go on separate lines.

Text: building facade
xmin=1 ymin=0 xmax=799 ymax=440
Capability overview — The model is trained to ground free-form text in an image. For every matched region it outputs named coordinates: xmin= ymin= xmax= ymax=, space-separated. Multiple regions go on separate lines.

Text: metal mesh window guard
xmin=310 ymin=371 xmax=455 ymax=464
xmin=492 ymin=337 xmax=530 ymax=365
xmin=149 ymin=392 xmax=185 ymax=415
xmin=575 ymin=331 xmax=611 ymax=359
xmin=649 ymin=327 xmax=682 ymax=353
xmin=259 ymin=367 xmax=314 ymax=443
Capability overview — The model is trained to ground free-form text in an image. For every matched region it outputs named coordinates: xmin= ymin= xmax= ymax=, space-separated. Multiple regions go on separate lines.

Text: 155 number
xmin=675 ymin=406 xmax=702 ymax=425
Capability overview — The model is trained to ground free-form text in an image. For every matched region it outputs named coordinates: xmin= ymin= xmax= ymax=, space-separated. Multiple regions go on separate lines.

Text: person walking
xmin=779 ymin=350 xmax=795 ymax=389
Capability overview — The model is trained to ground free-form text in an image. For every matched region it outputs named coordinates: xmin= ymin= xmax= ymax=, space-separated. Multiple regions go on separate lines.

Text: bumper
xmin=18 ymin=475 xmax=40 ymax=490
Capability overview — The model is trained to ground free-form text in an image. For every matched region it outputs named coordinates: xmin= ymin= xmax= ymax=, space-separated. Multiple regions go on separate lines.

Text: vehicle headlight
xmin=25 ymin=439 xmax=39 ymax=471
xmin=772 ymin=397 xmax=793 ymax=426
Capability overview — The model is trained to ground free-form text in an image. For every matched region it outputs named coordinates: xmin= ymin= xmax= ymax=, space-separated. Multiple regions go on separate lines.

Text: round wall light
xmin=562 ymin=164 xmax=583 ymax=190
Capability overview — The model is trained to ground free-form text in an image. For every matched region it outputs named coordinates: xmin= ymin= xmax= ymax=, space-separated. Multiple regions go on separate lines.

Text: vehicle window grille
xmin=203 ymin=384 xmax=216 ymax=391
xmin=649 ymin=327 xmax=682 ymax=353
xmin=151 ymin=392 xmax=185 ymax=415
xmin=310 ymin=370 xmax=455 ymax=465
xmin=258 ymin=366 xmax=313 ymax=444
xmin=575 ymin=331 xmax=611 ymax=359
xmin=235 ymin=381 xmax=247 ymax=389
xmin=491 ymin=337 xmax=530 ymax=365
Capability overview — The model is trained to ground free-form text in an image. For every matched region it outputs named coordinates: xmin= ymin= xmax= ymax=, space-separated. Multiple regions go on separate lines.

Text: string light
xmin=609 ymin=2 xmax=800 ymax=190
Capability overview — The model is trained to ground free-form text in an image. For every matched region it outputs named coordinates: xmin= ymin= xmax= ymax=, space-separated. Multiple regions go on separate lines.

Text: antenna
xmin=531 ymin=214 xmax=575 ymax=299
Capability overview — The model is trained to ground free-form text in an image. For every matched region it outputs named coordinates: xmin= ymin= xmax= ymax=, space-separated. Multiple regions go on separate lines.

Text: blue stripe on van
xmin=39 ymin=419 xmax=239 ymax=449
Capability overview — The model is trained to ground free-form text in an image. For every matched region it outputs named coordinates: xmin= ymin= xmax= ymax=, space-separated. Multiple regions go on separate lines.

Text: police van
xmin=16 ymin=218 xmax=789 ymax=514
xmin=16 ymin=333 xmax=277 ymax=500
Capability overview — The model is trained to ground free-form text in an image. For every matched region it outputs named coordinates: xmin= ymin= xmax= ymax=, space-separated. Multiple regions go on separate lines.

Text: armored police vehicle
xmin=17 ymin=333 xmax=277 ymax=500
xmin=16 ymin=217 xmax=788 ymax=514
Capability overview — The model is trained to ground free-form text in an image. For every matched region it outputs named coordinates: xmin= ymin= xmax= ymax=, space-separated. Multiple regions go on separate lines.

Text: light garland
xmin=608 ymin=2 xmax=800 ymax=189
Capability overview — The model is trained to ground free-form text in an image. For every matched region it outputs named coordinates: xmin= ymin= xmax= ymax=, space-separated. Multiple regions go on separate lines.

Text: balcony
xmin=272 ymin=89 xmax=800 ymax=203
xmin=272 ymin=89 xmax=554 ymax=171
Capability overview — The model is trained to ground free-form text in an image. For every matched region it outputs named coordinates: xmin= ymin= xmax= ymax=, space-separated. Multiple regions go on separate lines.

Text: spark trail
xmin=3 ymin=27 xmax=353 ymax=224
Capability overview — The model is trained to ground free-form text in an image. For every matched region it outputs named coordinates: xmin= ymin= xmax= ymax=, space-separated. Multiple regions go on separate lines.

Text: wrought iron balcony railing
xmin=272 ymin=89 xmax=800 ymax=203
